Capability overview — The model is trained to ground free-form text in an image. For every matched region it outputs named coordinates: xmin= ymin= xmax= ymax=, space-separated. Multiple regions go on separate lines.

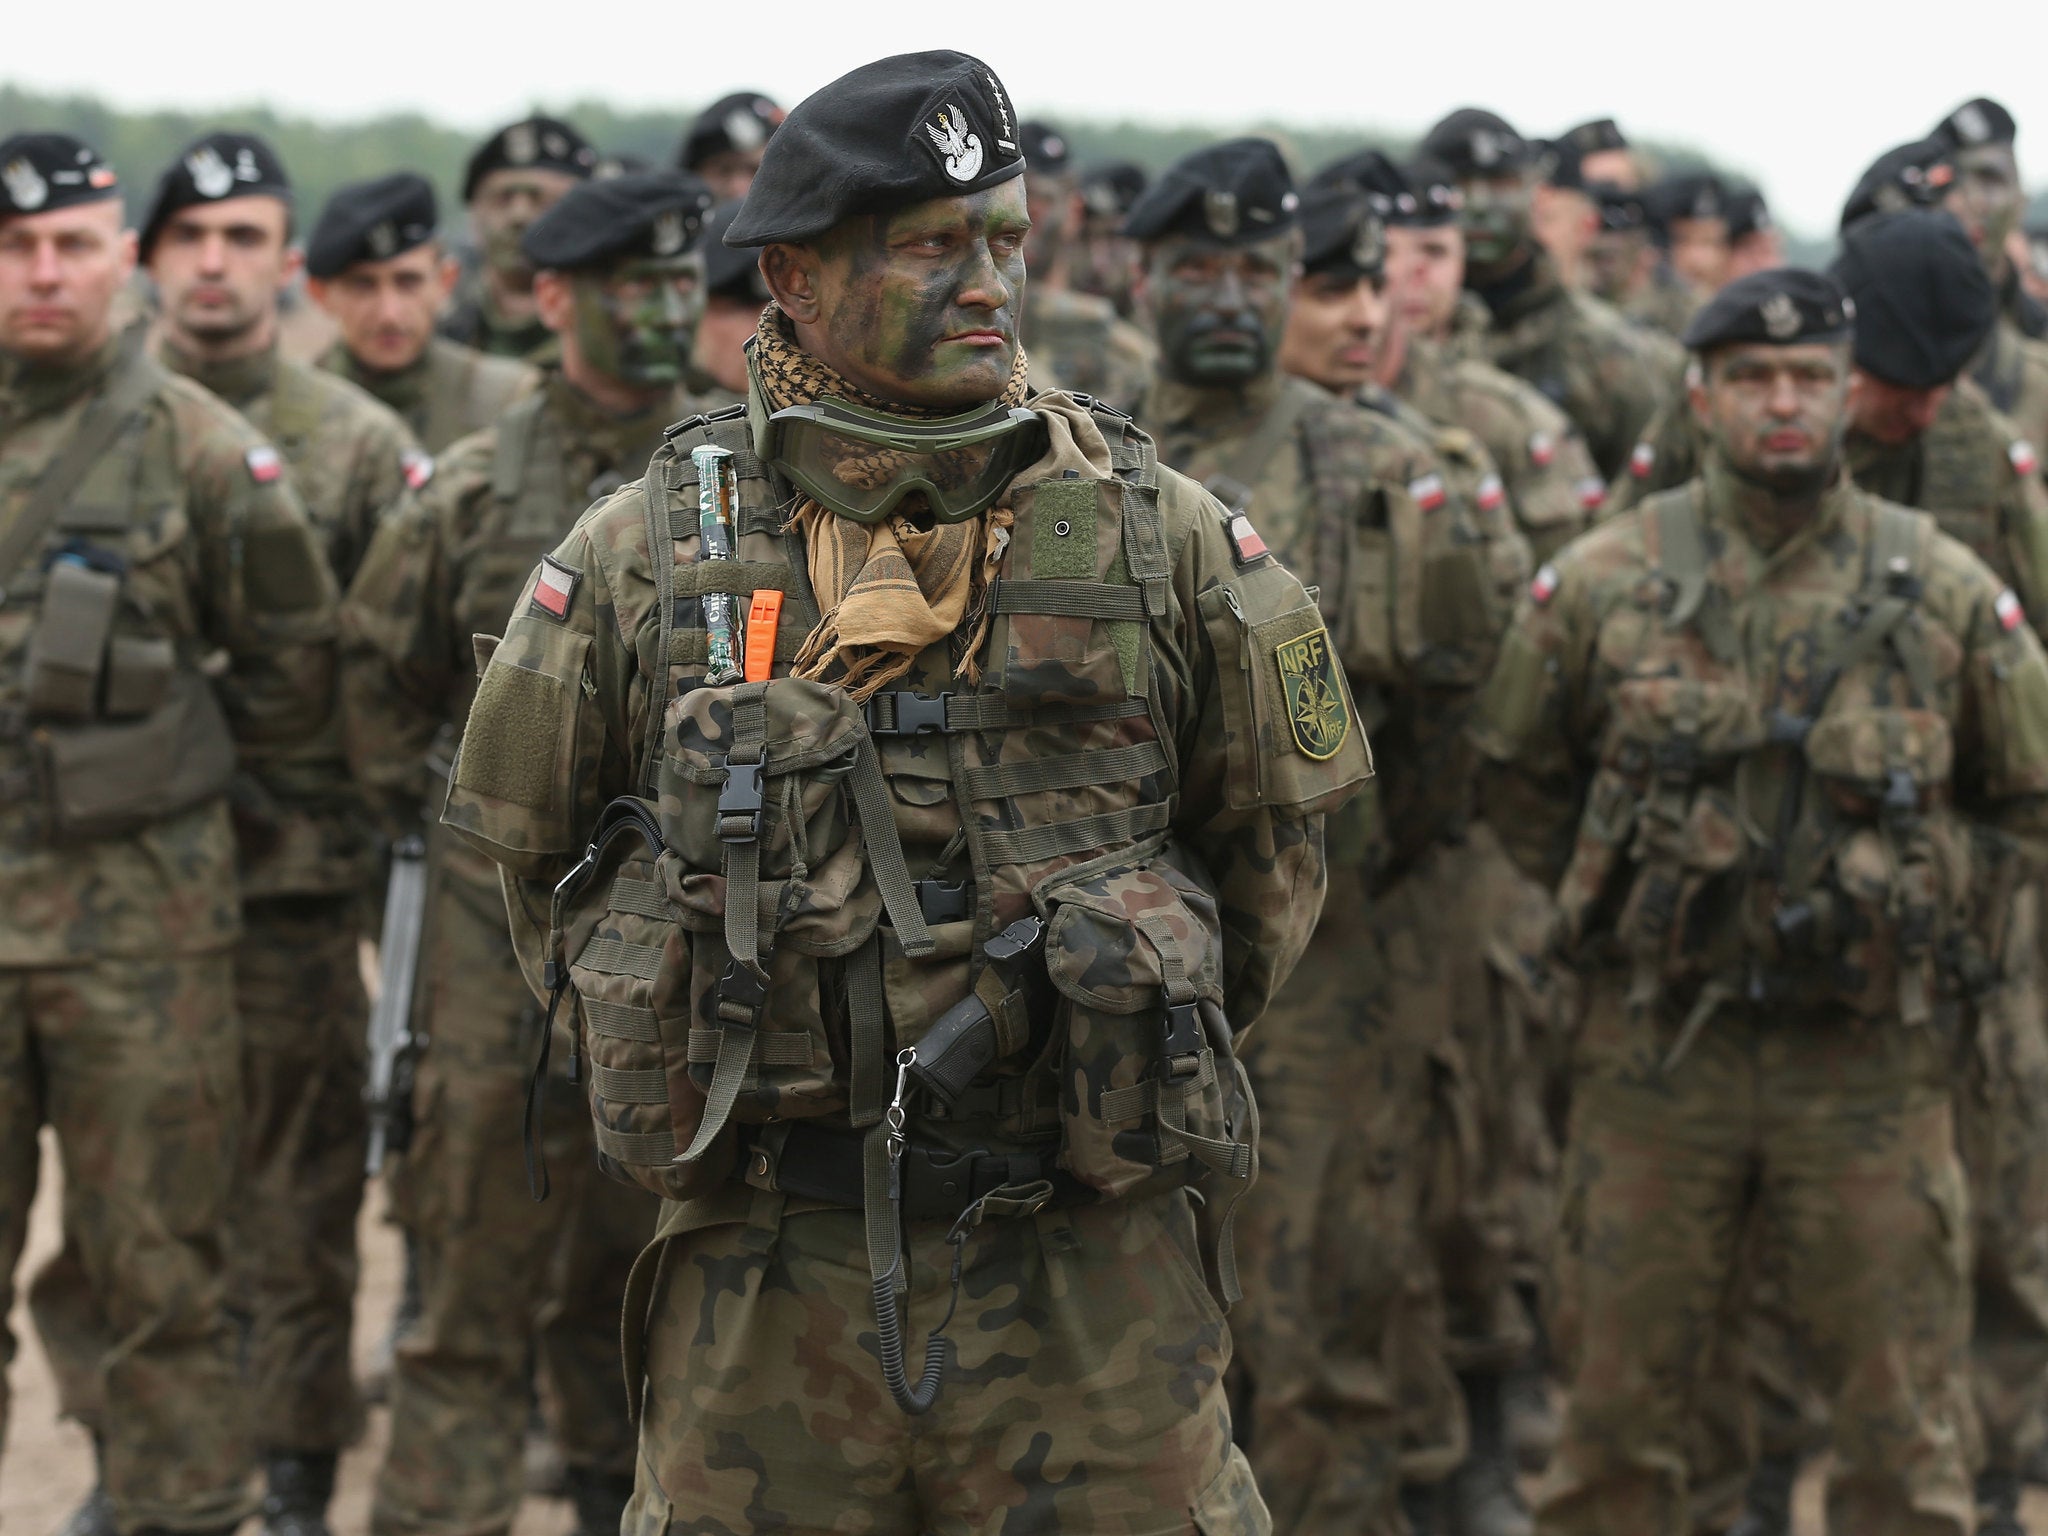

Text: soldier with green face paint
xmin=1419 ymin=108 xmax=1678 ymax=485
xmin=343 ymin=169 xmax=715 ymax=1536
xmin=438 ymin=116 xmax=596 ymax=362
xmin=1131 ymin=140 xmax=1532 ymax=1536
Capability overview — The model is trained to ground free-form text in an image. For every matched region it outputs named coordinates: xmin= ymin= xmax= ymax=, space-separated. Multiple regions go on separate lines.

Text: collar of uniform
xmin=0 ymin=327 xmax=125 ymax=423
xmin=157 ymin=333 xmax=278 ymax=410
xmin=541 ymin=366 xmax=688 ymax=464
xmin=323 ymin=337 xmax=430 ymax=415
xmin=1142 ymin=368 xmax=1285 ymax=441
xmin=1701 ymin=451 xmax=1853 ymax=559
xmin=1472 ymin=246 xmax=1562 ymax=326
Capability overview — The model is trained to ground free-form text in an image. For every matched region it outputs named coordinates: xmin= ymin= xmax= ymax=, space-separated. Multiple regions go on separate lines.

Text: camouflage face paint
xmin=811 ymin=180 xmax=1028 ymax=410
xmin=470 ymin=168 xmax=581 ymax=284
xmin=1147 ymin=232 xmax=1296 ymax=387
xmin=1947 ymin=145 xmax=2022 ymax=276
xmin=1458 ymin=171 xmax=1535 ymax=273
xmin=1697 ymin=341 xmax=1851 ymax=496
xmin=570 ymin=255 xmax=705 ymax=387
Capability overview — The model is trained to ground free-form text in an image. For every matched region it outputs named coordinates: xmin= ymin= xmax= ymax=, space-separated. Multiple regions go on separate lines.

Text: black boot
xmin=259 ymin=1449 xmax=337 ymax=1536
xmin=1978 ymin=1469 xmax=2028 ymax=1536
xmin=1443 ymin=1371 xmax=1533 ymax=1536
xmin=1726 ymin=1451 xmax=1798 ymax=1536
xmin=564 ymin=1465 xmax=636 ymax=1536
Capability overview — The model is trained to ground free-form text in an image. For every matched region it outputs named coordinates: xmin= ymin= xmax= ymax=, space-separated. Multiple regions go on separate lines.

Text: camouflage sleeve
xmin=1995 ymin=443 xmax=2048 ymax=632
xmin=175 ymin=386 xmax=341 ymax=770
xmin=1947 ymin=550 xmax=2048 ymax=860
xmin=331 ymin=407 xmax=428 ymax=593
xmin=1522 ymin=425 xmax=1606 ymax=561
xmin=1601 ymin=389 xmax=1699 ymax=517
xmin=339 ymin=449 xmax=480 ymax=832
xmin=1159 ymin=470 xmax=1370 ymax=1033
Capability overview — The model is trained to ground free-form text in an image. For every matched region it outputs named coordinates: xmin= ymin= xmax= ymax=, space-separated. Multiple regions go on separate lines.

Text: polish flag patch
xmin=1575 ymin=476 xmax=1608 ymax=511
xmin=531 ymin=555 xmax=581 ymax=619
xmin=1228 ymin=512 xmax=1268 ymax=563
xmin=1529 ymin=432 xmax=1556 ymax=468
xmin=245 ymin=445 xmax=282 ymax=483
xmin=1530 ymin=563 xmax=1561 ymax=606
xmin=1410 ymin=474 xmax=1447 ymax=512
xmin=1996 ymin=588 xmax=2027 ymax=633
xmin=2011 ymin=441 xmax=2039 ymax=477
xmin=1629 ymin=442 xmax=1655 ymax=479
xmin=1476 ymin=475 xmax=1506 ymax=513
xmin=402 ymin=450 xmax=434 ymax=490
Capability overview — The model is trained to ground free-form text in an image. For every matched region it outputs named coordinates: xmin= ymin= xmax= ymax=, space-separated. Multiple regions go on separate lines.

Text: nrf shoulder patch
xmin=1274 ymin=625 xmax=1349 ymax=760
xmin=531 ymin=554 xmax=580 ymax=619
xmin=246 ymin=444 xmax=283 ymax=484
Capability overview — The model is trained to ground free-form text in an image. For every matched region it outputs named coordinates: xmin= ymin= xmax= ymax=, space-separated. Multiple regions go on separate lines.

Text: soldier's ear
xmin=760 ymin=243 xmax=820 ymax=325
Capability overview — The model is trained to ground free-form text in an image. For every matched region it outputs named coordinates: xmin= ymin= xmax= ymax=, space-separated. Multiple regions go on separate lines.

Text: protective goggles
xmin=764 ymin=397 xmax=1043 ymax=524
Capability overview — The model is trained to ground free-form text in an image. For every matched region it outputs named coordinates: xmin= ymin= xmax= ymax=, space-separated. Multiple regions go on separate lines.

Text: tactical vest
xmin=1554 ymin=488 xmax=1980 ymax=1052
xmin=543 ymin=398 xmax=1278 ymax=1410
xmin=1 ymin=344 xmax=235 ymax=840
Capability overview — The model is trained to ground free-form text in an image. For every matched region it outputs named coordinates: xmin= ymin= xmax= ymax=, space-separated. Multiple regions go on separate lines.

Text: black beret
xmin=0 ymin=132 xmax=119 ymax=219
xmin=1561 ymin=118 xmax=1628 ymax=157
xmin=594 ymin=152 xmax=654 ymax=180
xmin=1839 ymin=138 xmax=1955 ymax=232
xmin=306 ymin=173 xmax=438 ymax=279
xmin=1830 ymin=209 xmax=1996 ymax=389
xmin=1725 ymin=185 xmax=1772 ymax=242
xmin=725 ymin=52 xmax=1024 ymax=248
xmin=1933 ymin=97 xmax=2016 ymax=151
xmin=678 ymin=93 xmax=786 ymax=171
xmin=462 ymin=116 xmax=596 ymax=202
xmin=1122 ymin=137 xmax=1300 ymax=246
xmin=1080 ymin=160 xmax=1147 ymax=218
xmin=1298 ymin=187 xmax=1385 ymax=280
xmin=139 ymin=131 xmax=291 ymax=262
xmin=1419 ymin=108 xmax=1537 ymax=176
xmin=1649 ymin=172 xmax=1728 ymax=229
xmin=1591 ymin=180 xmax=1647 ymax=233
xmin=699 ymin=198 xmax=769 ymax=304
xmin=1017 ymin=120 xmax=1072 ymax=179
xmin=521 ymin=171 xmax=714 ymax=272
xmin=1681 ymin=268 xmax=1853 ymax=354
xmin=1542 ymin=138 xmax=1588 ymax=192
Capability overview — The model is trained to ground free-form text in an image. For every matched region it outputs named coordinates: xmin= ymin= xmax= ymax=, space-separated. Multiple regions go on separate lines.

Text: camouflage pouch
xmin=36 ymin=669 xmax=236 ymax=842
xmin=1779 ymin=706 xmax=1966 ymax=1023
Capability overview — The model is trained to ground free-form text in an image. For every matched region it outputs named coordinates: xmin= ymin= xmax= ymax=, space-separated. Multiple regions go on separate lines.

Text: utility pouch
xmin=36 ymin=670 xmax=236 ymax=841
xmin=23 ymin=558 xmax=121 ymax=719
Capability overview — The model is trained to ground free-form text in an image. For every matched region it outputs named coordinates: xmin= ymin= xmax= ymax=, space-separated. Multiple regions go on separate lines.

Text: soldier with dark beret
xmin=1418 ymin=107 xmax=1676 ymax=482
xmin=1474 ymin=262 xmax=2048 ymax=1536
xmin=675 ymin=90 xmax=784 ymax=201
xmin=437 ymin=49 xmax=1369 ymax=1535
xmin=1071 ymin=157 xmax=1148 ymax=318
xmin=0 ymin=129 xmax=337 ymax=1535
xmin=308 ymin=173 xmax=536 ymax=453
xmin=345 ymin=167 xmax=713 ymax=1536
xmin=439 ymin=115 xmax=595 ymax=361
xmin=691 ymin=196 xmax=768 ymax=398
xmin=1724 ymin=185 xmax=1782 ymax=280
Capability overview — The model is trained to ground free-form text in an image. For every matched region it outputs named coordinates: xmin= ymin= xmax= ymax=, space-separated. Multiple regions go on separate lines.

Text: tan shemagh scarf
xmin=754 ymin=304 xmax=1030 ymax=701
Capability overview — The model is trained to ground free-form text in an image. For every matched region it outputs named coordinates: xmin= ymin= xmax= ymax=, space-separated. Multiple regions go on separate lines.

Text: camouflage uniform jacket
xmin=1022 ymin=285 xmax=1156 ymax=416
xmin=1389 ymin=335 xmax=1607 ymax=565
xmin=1472 ymin=460 xmax=2048 ymax=1023
xmin=1970 ymin=315 xmax=2048 ymax=459
xmin=438 ymin=271 xmax=555 ymax=363
xmin=159 ymin=335 xmax=421 ymax=897
xmin=1144 ymin=371 xmax=1528 ymax=882
xmin=321 ymin=335 xmax=538 ymax=455
xmin=1620 ymin=266 xmax=1701 ymax=343
xmin=1460 ymin=249 xmax=1681 ymax=483
xmin=0 ymin=330 xmax=339 ymax=964
xmin=343 ymin=370 xmax=700 ymax=903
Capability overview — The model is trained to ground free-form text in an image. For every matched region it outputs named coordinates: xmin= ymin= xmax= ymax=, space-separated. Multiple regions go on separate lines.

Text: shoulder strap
xmin=1652 ymin=485 xmax=1710 ymax=630
xmin=1208 ymin=383 xmax=1313 ymax=512
xmin=1848 ymin=501 xmax=1939 ymax=704
xmin=1 ymin=334 xmax=164 ymax=581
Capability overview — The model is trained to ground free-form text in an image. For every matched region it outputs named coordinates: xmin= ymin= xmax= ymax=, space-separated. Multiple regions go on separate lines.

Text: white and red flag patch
xmin=531 ymin=555 xmax=581 ymax=619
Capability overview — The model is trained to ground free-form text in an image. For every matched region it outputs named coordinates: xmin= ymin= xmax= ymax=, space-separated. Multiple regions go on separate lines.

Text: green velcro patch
xmin=1106 ymin=547 xmax=1140 ymax=694
xmin=241 ymin=525 xmax=332 ymax=613
xmin=1032 ymin=478 xmax=1098 ymax=581
xmin=454 ymin=662 xmax=564 ymax=810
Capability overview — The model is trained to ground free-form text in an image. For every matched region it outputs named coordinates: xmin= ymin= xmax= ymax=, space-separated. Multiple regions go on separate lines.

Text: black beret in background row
xmin=463 ymin=116 xmax=596 ymax=202
xmin=1016 ymin=120 xmax=1072 ymax=179
xmin=306 ymin=173 xmax=439 ymax=279
xmin=0 ymin=132 xmax=120 ymax=218
xmin=1080 ymin=161 xmax=1147 ymax=218
xmin=1831 ymin=208 xmax=1997 ymax=389
xmin=139 ymin=131 xmax=292 ymax=261
xmin=725 ymin=51 xmax=1023 ymax=247
xmin=1839 ymin=138 xmax=1954 ymax=232
xmin=1298 ymin=186 xmax=1384 ymax=279
xmin=521 ymin=170 xmax=713 ymax=272
xmin=1122 ymin=137 xmax=1299 ymax=245
xmin=1419 ymin=108 xmax=1537 ymax=176
xmin=1681 ymin=268 xmax=1854 ymax=353
xmin=678 ymin=93 xmax=785 ymax=171
xmin=699 ymin=198 xmax=769 ymax=304
xmin=1932 ymin=96 xmax=2016 ymax=150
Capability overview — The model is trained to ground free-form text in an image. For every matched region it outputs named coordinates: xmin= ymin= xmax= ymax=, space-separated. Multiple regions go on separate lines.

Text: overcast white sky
xmin=6 ymin=0 xmax=2033 ymax=237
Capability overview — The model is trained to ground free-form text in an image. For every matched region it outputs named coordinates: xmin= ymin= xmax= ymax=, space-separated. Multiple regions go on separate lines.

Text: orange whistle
xmin=744 ymin=590 xmax=783 ymax=682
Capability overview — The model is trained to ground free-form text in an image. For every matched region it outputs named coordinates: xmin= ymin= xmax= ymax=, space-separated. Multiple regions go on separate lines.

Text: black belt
xmin=734 ymin=1122 xmax=1092 ymax=1224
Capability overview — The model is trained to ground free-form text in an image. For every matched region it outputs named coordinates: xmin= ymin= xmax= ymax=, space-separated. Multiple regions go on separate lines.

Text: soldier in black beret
xmin=1725 ymin=184 xmax=1782 ymax=279
xmin=1535 ymin=132 xmax=1604 ymax=291
xmin=675 ymin=91 xmax=785 ymax=200
xmin=0 ymin=130 xmax=120 ymax=219
xmin=693 ymin=197 xmax=770 ymax=397
xmin=305 ymin=174 xmax=536 ymax=454
xmin=1274 ymin=185 xmax=1389 ymax=401
xmin=137 ymin=130 xmax=291 ymax=263
xmin=1831 ymin=209 xmax=1994 ymax=396
xmin=1927 ymin=98 xmax=2045 ymax=343
xmin=1648 ymin=171 xmax=1732 ymax=299
xmin=1071 ymin=159 xmax=1148 ymax=318
xmin=441 ymin=115 xmax=595 ymax=362
xmin=419 ymin=47 xmax=1364 ymax=1536
xmin=1582 ymin=181 xmax=1654 ymax=308
xmin=1840 ymin=138 xmax=1955 ymax=232
xmin=1561 ymin=117 xmax=1638 ymax=190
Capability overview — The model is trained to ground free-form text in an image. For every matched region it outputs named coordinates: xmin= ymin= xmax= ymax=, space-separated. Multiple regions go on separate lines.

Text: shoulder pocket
xmin=448 ymin=615 xmax=591 ymax=861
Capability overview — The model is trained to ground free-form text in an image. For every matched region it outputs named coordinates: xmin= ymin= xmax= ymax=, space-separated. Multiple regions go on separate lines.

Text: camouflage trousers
xmin=1229 ymin=862 xmax=1462 ymax=1536
xmin=29 ymin=896 xmax=372 ymax=1454
xmin=1538 ymin=977 xmax=1973 ymax=1536
xmin=0 ymin=952 xmax=253 ymax=1531
xmin=623 ymin=1186 xmax=1267 ymax=1534
xmin=370 ymin=867 xmax=650 ymax=1536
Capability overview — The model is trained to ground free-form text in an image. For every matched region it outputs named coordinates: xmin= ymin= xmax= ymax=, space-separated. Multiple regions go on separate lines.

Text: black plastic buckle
xmin=984 ymin=914 xmax=1045 ymax=969
xmin=715 ymin=959 xmax=769 ymax=1025
xmin=717 ymin=758 xmax=764 ymax=843
xmin=915 ymin=878 xmax=972 ymax=923
xmin=1161 ymin=1000 xmax=1203 ymax=1069
xmin=1765 ymin=710 xmax=1812 ymax=745
xmin=1883 ymin=767 xmax=1919 ymax=817
xmin=870 ymin=691 xmax=953 ymax=736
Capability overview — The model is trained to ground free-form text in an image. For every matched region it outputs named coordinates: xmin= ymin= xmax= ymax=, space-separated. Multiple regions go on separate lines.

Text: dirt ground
xmin=4 ymin=1125 xmax=2045 ymax=1534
